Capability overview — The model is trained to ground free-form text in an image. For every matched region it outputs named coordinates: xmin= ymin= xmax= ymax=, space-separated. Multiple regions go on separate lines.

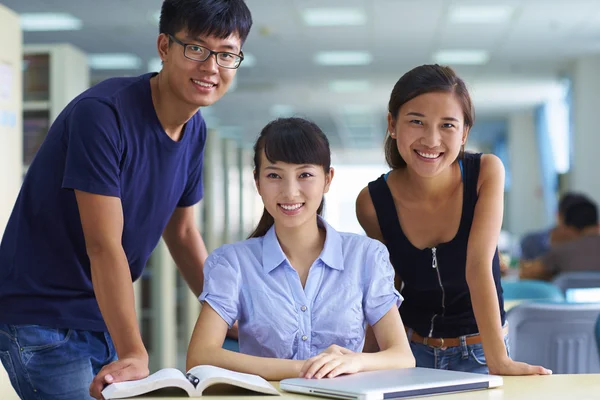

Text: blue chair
xmin=223 ymin=337 xmax=240 ymax=352
xmin=501 ymin=279 xmax=564 ymax=302
xmin=507 ymin=302 xmax=600 ymax=373
xmin=552 ymin=272 xmax=600 ymax=298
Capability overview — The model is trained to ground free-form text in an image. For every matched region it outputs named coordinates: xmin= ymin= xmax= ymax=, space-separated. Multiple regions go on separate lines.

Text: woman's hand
xmin=299 ymin=345 xmax=361 ymax=379
xmin=489 ymin=358 xmax=552 ymax=376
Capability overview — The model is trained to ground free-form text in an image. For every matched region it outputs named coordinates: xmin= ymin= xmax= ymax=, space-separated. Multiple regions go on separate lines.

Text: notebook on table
xmin=280 ymin=367 xmax=502 ymax=399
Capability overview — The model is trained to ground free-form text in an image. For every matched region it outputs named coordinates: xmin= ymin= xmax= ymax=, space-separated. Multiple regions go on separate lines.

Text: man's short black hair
xmin=159 ymin=0 xmax=253 ymax=46
xmin=564 ymin=198 xmax=598 ymax=230
xmin=558 ymin=192 xmax=589 ymax=216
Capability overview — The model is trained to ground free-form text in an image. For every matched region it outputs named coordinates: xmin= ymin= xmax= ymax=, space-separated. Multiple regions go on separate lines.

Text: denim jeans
xmin=0 ymin=324 xmax=117 ymax=400
xmin=407 ymin=327 xmax=510 ymax=374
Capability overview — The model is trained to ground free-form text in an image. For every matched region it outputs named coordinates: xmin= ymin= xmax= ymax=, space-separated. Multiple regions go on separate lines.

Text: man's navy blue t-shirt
xmin=0 ymin=73 xmax=206 ymax=331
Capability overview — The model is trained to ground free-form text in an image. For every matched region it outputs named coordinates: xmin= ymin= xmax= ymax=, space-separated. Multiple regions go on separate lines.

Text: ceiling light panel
xmin=433 ymin=50 xmax=490 ymax=65
xmin=315 ymin=51 xmax=372 ymax=66
xmin=302 ymin=8 xmax=366 ymax=26
xmin=20 ymin=13 xmax=82 ymax=31
xmin=88 ymin=54 xmax=142 ymax=70
xmin=448 ymin=5 xmax=514 ymax=24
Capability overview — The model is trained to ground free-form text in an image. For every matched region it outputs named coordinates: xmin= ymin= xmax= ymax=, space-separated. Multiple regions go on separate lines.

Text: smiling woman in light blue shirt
xmin=187 ymin=117 xmax=415 ymax=380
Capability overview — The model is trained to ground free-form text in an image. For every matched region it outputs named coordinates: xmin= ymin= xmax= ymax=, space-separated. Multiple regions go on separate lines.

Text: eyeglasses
xmin=168 ymin=35 xmax=244 ymax=69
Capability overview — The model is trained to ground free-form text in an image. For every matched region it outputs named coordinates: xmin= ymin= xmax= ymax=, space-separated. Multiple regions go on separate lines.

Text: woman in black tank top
xmin=356 ymin=65 xmax=550 ymax=376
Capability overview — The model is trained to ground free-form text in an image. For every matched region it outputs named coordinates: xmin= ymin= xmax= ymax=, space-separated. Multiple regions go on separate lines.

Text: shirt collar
xmin=261 ymin=215 xmax=344 ymax=273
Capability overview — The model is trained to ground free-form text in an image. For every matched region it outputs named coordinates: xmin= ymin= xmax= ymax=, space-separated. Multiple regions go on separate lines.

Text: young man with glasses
xmin=0 ymin=1 xmax=252 ymax=399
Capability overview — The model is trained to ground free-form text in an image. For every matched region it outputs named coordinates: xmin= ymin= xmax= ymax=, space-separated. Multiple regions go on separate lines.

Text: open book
xmin=102 ymin=365 xmax=281 ymax=398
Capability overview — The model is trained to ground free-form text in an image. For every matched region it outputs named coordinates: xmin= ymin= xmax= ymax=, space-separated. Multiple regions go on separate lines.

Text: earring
xmin=388 ymin=131 xmax=396 ymax=138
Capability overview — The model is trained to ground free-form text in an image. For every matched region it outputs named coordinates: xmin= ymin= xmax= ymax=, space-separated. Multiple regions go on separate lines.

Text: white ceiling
xmin=4 ymin=0 xmax=600 ymax=148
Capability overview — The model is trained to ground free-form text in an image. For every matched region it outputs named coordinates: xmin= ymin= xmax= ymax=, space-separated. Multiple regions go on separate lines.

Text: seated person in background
xmin=520 ymin=197 xmax=600 ymax=280
xmin=520 ymin=192 xmax=589 ymax=261
xmin=187 ymin=117 xmax=415 ymax=381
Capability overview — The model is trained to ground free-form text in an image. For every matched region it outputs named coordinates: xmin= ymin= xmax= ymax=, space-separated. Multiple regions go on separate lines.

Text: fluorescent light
xmin=315 ymin=51 xmax=372 ymax=66
xmin=270 ymin=105 xmax=295 ymax=117
xmin=20 ymin=13 xmax=82 ymax=32
xmin=329 ymin=80 xmax=371 ymax=93
xmin=433 ymin=50 xmax=490 ymax=65
xmin=448 ymin=5 xmax=514 ymax=24
xmin=88 ymin=54 xmax=142 ymax=70
xmin=302 ymin=8 xmax=366 ymax=26
xmin=240 ymin=53 xmax=256 ymax=68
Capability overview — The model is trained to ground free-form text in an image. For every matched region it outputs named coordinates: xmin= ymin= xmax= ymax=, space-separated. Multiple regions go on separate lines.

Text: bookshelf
xmin=22 ymin=44 xmax=89 ymax=171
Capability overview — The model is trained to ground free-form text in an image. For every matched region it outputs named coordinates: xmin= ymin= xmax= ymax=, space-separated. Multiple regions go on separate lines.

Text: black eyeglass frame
xmin=168 ymin=34 xmax=244 ymax=69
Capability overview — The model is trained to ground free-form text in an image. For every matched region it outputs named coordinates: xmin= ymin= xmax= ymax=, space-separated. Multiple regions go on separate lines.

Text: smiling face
xmin=255 ymin=152 xmax=333 ymax=231
xmin=388 ymin=91 xmax=469 ymax=178
xmin=158 ymin=29 xmax=240 ymax=108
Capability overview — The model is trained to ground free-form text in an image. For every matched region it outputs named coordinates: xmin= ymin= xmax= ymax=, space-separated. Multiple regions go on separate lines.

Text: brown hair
xmin=248 ymin=117 xmax=331 ymax=238
xmin=385 ymin=64 xmax=475 ymax=169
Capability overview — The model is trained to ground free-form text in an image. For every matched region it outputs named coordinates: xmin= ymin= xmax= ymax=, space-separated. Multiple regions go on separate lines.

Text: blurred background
xmin=1 ymin=0 xmax=599 ymax=378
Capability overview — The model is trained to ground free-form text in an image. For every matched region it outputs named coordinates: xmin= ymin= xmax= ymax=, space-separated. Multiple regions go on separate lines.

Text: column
xmin=182 ymin=203 xmax=201 ymax=344
xmin=221 ymin=138 xmax=232 ymax=244
xmin=202 ymin=129 xmax=222 ymax=253
xmin=570 ymin=56 xmax=600 ymax=205
xmin=238 ymin=146 xmax=245 ymax=241
xmin=0 ymin=5 xmax=21 ymax=396
xmin=133 ymin=279 xmax=142 ymax=324
xmin=0 ymin=4 xmax=22 ymax=234
xmin=506 ymin=110 xmax=546 ymax=237
xmin=150 ymin=240 xmax=177 ymax=370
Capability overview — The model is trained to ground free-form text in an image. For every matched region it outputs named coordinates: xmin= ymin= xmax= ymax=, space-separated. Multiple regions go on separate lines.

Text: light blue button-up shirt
xmin=200 ymin=217 xmax=402 ymax=360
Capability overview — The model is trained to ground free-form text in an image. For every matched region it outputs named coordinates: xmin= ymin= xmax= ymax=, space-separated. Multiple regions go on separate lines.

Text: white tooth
xmin=417 ymin=151 xmax=439 ymax=159
xmin=193 ymin=80 xmax=214 ymax=87
xmin=281 ymin=204 xmax=302 ymax=210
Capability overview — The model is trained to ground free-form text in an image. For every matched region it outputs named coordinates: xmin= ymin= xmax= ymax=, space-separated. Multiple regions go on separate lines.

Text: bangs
xmin=261 ymin=119 xmax=330 ymax=169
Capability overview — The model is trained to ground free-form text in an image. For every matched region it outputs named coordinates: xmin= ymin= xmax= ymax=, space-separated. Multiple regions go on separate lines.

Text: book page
xmin=102 ymin=368 xmax=196 ymax=399
xmin=187 ymin=365 xmax=280 ymax=396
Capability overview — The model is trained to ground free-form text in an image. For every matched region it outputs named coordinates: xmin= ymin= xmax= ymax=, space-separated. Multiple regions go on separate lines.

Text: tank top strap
xmin=461 ymin=152 xmax=482 ymax=213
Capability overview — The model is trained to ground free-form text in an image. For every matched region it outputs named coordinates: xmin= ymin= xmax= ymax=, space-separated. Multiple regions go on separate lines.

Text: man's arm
xmin=75 ymin=190 xmax=149 ymax=399
xmin=163 ymin=206 xmax=208 ymax=297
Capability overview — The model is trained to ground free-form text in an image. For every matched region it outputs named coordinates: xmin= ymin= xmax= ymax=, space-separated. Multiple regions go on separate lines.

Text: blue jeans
xmin=0 ymin=324 xmax=117 ymax=400
xmin=407 ymin=327 xmax=510 ymax=374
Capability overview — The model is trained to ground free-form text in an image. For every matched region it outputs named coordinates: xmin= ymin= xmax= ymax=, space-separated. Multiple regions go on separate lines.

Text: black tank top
xmin=367 ymin=153 xmax=505 ymax=338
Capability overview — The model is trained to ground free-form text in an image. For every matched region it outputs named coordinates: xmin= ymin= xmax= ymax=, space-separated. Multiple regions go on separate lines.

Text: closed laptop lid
xmin=280 ymin=368 xmax=503 ymax=400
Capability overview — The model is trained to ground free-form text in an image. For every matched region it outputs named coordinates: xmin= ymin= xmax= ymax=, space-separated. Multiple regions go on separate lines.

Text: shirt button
xmin=302 ymin=335 xmax=308 ymax=341
xmin=301 ymin=305 xmax=307 ymax=312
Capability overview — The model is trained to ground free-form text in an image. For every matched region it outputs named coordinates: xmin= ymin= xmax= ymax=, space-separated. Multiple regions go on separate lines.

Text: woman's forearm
xmin=467 ymin=266 xmax=510 ymax=371
xmin=187 ymin=346 xmax=303 ymax=380
xmin=356 ymin=345 xmax=416 ymax=371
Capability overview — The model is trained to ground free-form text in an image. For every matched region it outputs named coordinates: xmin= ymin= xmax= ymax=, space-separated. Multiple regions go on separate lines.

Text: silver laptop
xmin=280 ymin=368 xmax=502 ymax=400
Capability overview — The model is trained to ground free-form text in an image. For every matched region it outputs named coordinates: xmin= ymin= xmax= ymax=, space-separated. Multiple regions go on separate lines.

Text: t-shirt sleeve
xmin=363 ymin=241 xmax=403 ymax=326
xmin=199 ymin=247 xmax=241 ymax=327
xmin=177 ymin=118 xmax=207 ymax=207
xmin=62 ymin=99 xmax=122 ymax=197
